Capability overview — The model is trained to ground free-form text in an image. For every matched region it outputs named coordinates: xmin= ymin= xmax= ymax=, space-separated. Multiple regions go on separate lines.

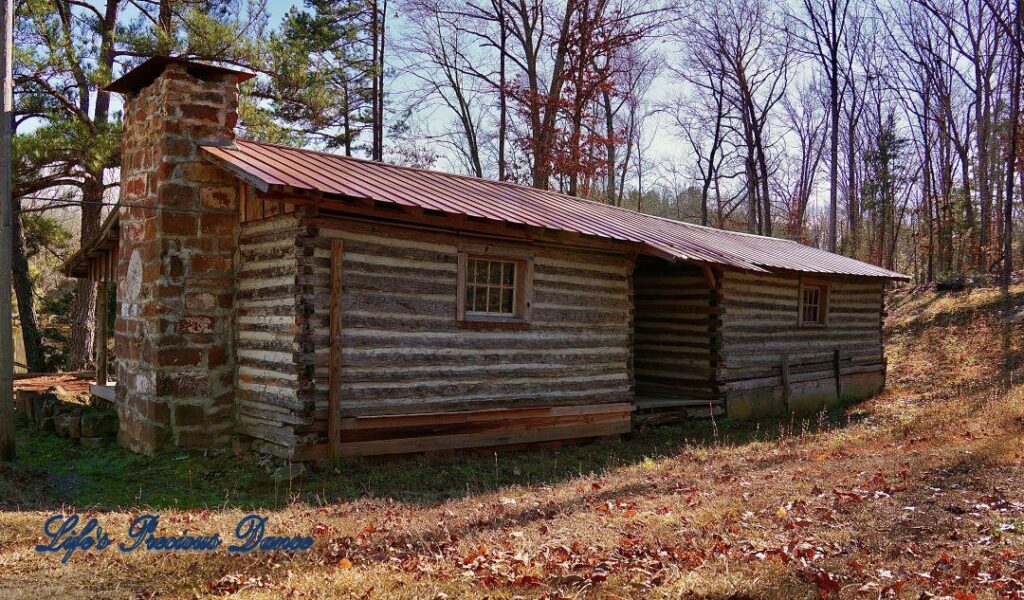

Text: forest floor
xmin=1 ymin=281 xmax=1023 ymax=598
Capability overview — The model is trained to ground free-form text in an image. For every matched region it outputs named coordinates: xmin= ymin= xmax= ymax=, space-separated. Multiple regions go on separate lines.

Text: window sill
xmin=458 ymin=317 xmax=530 ymax=330
xmin=797 ymin=322 xmax=828 ymax=329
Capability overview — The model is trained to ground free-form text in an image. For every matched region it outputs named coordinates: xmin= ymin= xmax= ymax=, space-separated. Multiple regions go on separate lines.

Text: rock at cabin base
xmin=81 ymin=413 xmax=119 ymax=438
xmin=54 ymin=413 xmax=81 ymax=439
xmin=80 ymin=436 xmax=111 ymax=449
xmin=36 ymin=397 xmax=56 ymax=426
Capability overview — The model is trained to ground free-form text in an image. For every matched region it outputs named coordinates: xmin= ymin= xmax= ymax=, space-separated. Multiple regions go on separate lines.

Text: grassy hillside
xmin=0 ymin=281 xmax=1022 ymax=598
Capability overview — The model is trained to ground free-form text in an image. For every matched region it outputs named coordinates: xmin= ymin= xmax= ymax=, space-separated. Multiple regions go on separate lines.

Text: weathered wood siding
xmin=234 ymin=213 xmax=318 ymax=458
xmin=234 ymin=211 xmax=635 ymax=459
xmin=718 ymin=271 xmax=885 ymax=418
xmin=306 ymin=217 xmax=634 ymax=425
xmin=633 ymin=260 xmax=716 ymax=400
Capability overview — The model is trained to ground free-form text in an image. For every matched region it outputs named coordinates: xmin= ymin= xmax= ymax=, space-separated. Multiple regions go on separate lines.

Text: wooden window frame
xmin=456 ymin=244 xmax=533 ymax=329
xmin=798 ymin=277 xmax=830 ymax=327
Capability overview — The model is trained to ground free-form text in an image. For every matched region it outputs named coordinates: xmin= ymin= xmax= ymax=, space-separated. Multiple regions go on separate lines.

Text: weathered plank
xmin=328 ymin=239 xmax=343 ymax=460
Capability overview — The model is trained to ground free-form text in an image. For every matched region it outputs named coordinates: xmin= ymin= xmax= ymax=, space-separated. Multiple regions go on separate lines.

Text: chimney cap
xmin=106 ymin=55 xmax=256 ymax=95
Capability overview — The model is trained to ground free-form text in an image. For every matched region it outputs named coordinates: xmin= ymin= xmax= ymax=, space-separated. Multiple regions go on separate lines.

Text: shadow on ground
xmin=0 ymin=399 xmax=868 ymax=512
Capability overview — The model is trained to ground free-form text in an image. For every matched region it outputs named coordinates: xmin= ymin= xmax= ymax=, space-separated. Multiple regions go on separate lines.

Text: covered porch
xmin=632 ymin=257 xmax=724 ymax=424
xmin=62 ymin=210 xmax=119 ymax=404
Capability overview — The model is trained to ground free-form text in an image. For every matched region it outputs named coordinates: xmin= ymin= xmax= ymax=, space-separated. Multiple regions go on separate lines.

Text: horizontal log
xmin=333 ymin=417 xmax=630 ymax=457
xmin=339 ymin=347 xmax=629 ymax=367
xmin=339 ymin=361 xmax=625 ymax=383
xmin=722 ymin=363 xmax=885 ymax=390
xmin=336 ymin=389 xmax=631 ymax=416
xmin=339 ymin=402 xmax=633 ymax=430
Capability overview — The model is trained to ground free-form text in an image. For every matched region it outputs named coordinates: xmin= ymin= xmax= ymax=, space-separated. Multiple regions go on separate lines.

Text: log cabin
xmin=63 ymin=57 xmax=909 ymax=461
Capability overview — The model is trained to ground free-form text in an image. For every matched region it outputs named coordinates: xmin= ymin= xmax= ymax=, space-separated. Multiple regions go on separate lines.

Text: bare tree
xmin=776 ymin=80 xmax=828 ymax=240
xmin=794 ymin=0 xmax=853 ymax=251
xmin=683 ymin=0 xmax=792 ymax=235
xmin=403 ymin=0 xmax=487 ymax=176
xmin=602 ymin=45 xmax=658 ymax=205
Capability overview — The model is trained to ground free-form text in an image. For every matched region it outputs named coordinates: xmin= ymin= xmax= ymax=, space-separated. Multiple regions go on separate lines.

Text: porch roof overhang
xmin=62 ymin=209 xmax=120 ymax=282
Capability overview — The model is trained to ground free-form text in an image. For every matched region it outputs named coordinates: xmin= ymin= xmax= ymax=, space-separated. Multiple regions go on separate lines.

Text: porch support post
xmin=95 ymin=280 xmax=108 ymax=386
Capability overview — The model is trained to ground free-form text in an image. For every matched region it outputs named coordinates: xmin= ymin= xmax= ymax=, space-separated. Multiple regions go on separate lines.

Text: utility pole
xmin=0 ymin=0 xmax=15 ymax=462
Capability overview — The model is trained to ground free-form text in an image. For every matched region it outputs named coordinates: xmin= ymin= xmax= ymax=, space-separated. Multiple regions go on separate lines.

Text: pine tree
xmin=15 ymin=0 xmax=266 ymax=370
xmin=253 ymin=0 xmax=374 ymax=154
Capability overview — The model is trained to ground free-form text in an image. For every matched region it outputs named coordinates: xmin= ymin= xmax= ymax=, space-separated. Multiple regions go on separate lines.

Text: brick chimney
xmin=109 ymin=57 xmax=253 ymax=453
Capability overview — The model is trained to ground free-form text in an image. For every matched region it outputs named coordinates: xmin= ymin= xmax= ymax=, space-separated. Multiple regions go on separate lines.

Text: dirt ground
xmin=0 ymin=282 xmax=1022 ymax=599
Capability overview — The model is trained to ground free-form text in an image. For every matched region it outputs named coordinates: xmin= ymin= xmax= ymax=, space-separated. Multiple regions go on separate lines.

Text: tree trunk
xmin=370 ymin=0 xmax=383 ymax=161
xmin=68 ymin=0 xmax=118 ymax=370
xmin=11 ymin=197 xmax=43 ymax=371
xmin=1003 ymin=0 xmax=1021 ymax=290
xmin=745 ymin=142 xmax=758 ymax=233
xmin=976 ymin=64 xmax=992 ymax=270
xmin=497 ymin=0 xmax=507 ymax=181
xmin=828 ymin=66 xmax=839 ymax=252
xmin=158 ymin=0 xmax=172 ymax=52
xmin=68 ymin=176 xmax=102 ymax=370
xmin=603 ymin=90 xmax=616 ymax=204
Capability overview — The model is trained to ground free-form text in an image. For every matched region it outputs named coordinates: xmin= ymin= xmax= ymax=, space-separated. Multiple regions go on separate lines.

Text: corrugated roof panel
xmin=201 ymin=140 xmax=909 ymax=280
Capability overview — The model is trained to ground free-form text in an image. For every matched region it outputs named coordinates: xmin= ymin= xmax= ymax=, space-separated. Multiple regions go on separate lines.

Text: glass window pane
xmin=462 ymin=257 xmax=524 ymax=317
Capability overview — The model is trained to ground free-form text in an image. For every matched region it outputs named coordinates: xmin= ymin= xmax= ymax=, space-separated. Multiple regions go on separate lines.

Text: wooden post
xmin=834 ymin=348 xmax=843 ymax=401
xmin=781 ymin=352 xmax=790 ymax=410
xmin=0 ymin=0 xmax=14 ymax=462
xmin=95 ymin=281 xmax=108 ymax=386
xmin=327 ymin=240 xmax=343 ymax=460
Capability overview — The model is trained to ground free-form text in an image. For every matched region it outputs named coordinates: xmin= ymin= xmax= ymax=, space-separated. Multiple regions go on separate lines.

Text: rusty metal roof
xmin=202 ymin=140 xmax=908 ymax=280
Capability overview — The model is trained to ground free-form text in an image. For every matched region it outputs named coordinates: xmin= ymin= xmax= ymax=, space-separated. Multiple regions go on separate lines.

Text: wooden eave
xmin=62 ymin=209 xmax=120 ymax=279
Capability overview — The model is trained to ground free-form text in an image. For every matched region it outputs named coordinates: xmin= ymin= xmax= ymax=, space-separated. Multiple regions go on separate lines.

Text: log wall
xmin=232 ymin=206 xmax=891 ymax=455
xmin=234 ymin=213 xmax=319 ymax=458
xmin=293 ymin=216 xmax=635 ymax=458
xmin=236 ymin=210 xmax=635 ymax=459
xmin=632 ymin=260 xmax=716 ymax=400
xmin=718 ymin=270 xmax=886 ymax=419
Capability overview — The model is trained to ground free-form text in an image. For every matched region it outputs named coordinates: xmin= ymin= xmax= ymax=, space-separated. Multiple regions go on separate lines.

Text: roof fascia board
xmin=201 ymin=147 xmax=273 ymax=192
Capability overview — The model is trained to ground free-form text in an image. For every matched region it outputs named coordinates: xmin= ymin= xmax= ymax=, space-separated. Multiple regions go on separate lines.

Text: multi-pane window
xmin=465 ymin=258 xmax=517 ymax=316
xmin=799 ymin=281 xmax=829 ymax=325
xmin=801 ymin=286 xmax=821 ymax=323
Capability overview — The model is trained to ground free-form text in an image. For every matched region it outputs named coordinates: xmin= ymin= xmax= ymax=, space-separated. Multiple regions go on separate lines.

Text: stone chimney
xmin=109 ymin=57 xmax=253 ymax=453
